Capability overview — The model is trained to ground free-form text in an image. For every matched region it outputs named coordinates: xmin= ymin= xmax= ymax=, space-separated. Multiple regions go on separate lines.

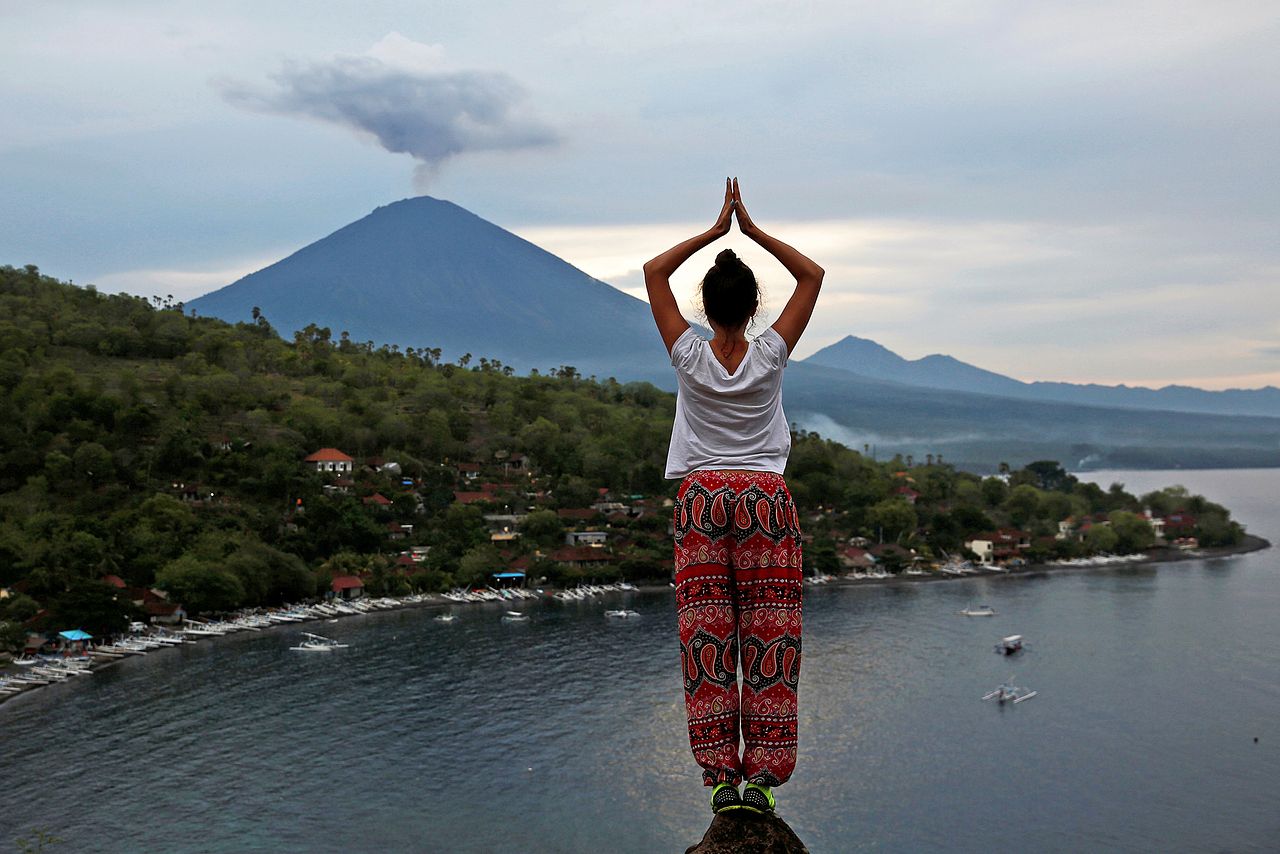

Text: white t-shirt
xmin=664 ymin=326 xmax=792 ymax=479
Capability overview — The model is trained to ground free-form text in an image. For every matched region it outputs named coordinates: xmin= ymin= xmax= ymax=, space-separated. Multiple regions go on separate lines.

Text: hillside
xmin=0 ymin=266 xmax=1246 ymax=641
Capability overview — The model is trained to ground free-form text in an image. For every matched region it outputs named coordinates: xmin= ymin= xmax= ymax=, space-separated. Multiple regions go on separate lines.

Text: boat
xmin=998 ymin=635 xmax=1024 ymax=655
xmin=501 ymin=611 xmax=529 ymax=622
xmin=983 ymin=680 xmax=1037 ymax=704
xmin=604 ymin=610 xmax=640 ymax=619
xmin=959 ymin=605 xmax=996 ymax=617
xmin=434 ymin=614 xmax=458 ymax=623
xmin=289 ymin=632 xmax=349 ymax=652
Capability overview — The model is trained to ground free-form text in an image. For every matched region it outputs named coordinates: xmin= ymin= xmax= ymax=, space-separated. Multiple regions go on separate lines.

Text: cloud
xmin=216 ymin=34 xmax=558 ymax=187
xmin=89 ymin=252 xmax=285 ymax=302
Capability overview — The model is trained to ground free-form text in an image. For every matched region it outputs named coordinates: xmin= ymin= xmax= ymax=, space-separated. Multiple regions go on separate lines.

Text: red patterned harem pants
xmin=673 ymin=470 xmax=803 ymax=788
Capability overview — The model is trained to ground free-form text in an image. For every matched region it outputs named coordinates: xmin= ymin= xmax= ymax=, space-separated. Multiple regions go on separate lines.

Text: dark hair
xmin=699 ymin=249 xmax=759 ymax=329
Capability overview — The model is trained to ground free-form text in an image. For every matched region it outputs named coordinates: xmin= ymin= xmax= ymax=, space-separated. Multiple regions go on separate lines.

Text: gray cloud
xmin=218 ymin=55 xmax=558 ymax=186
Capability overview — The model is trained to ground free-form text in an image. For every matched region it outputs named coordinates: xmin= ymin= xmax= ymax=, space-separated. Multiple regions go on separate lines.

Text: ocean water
xmin=2 ymin=468 xmax=1277 ymax=853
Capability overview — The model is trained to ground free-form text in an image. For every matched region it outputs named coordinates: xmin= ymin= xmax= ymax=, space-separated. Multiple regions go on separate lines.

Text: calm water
xmin=2 ymin=469 xmax=1277 ymax=853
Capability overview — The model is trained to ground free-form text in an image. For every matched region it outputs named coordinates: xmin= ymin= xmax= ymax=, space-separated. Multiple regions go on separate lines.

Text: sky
xmin=3 ymin=0 xmax=1278 ymax=390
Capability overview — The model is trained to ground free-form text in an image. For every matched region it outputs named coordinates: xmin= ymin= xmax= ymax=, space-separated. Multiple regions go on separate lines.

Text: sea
xmin=2 ymin=468 xmax=1277 ymax=853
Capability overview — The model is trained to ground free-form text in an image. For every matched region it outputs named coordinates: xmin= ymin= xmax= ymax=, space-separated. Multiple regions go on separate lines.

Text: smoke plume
xmin=218 ymin=41 xmax=558 ymax=187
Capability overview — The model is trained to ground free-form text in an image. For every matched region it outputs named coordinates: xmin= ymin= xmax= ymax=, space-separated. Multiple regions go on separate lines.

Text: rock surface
xmin=685 ymin=812 xmax=809 ymax=854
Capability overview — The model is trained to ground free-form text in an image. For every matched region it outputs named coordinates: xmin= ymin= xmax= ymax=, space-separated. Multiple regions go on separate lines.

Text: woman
xmin=643 ymin=178 xmax=823 ymax=815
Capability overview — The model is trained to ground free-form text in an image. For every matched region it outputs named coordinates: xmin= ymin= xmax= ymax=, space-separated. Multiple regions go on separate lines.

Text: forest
xmin=0 ymin=265 xmax=1245 ymax=644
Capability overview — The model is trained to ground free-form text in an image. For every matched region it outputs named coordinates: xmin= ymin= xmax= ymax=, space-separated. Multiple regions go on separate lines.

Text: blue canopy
xmin=492 ymin=572 xmax=526 ymax=578
xmin=59 ymin=629 xmax=92 ymax=641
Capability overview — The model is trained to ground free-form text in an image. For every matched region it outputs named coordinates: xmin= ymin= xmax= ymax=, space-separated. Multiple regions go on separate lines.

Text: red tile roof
xmin=557 ymin=508 xmax=599 ymax=521
xmin=549 ymin=546 xmax=613 ymax=563
xmin=102 ymin=574 xmax=127 ymax=589
xmin=304 ymin=448 xmax=354 ymax=462
xmin=454 ymin=491 xmax=496 ymax=504
xmin=363 ymin=493 xmax=393 ymax=506
xmin=331 ymin=575 xmax=364 ymax=591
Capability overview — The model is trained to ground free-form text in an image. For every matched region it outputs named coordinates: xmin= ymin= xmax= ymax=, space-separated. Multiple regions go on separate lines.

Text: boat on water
xmin=998 ymin=635 xmax=1024 ymax=654
xmin=501 ymin=611 xmax=530 ymax=622
xmin=604 ymin=610 xmax=640 ymax=619
xmin=434 ymin=614 xmax=458 ymax=623
xmin=983 ymin=680 xmax=1037 ymax=704
xmin=289 ymin=632 xmax=349 ymax=652
xmin=959 ymin=605 xmax=996 ymax=617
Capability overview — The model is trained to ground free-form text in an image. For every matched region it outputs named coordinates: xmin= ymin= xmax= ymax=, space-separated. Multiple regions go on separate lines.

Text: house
xmin=322 ymin=477 xmax=353 ymax=496
xmin=454 ymin=490 xmax=496 ymax=505
xmin=838 ymin=546 xmax=875 ymax=570
xmin=455 ymin=463 xmax=482 ymax=481
xmin=304 ymin=448 xmax=354 ymax=475
xmin=894 ymin=486 xmax=921 ymax=504
xmin=386 ymin=522 xmax=413 ymax=541
xmin=548 ymin=546 xmax=614 ymax=569
xmin=1138 ymin=509 xmax=1166 ymax=539
xmin=1162 ymin=511 xmax=1197 ymax=537
xmin=331 ymin=575 xmax=364 ymax=599
xmin=170 ymin=481 xmax=216 ymax=505
xmin=557 ymin=508 xmax=600 ymax=523
xmin=363 ymin=493 xmax=393 ymax=508
xmin=565 ymin=531 xmax=608 ymax=547
xmin=144 ymin=599 xmax=186 ymax=625
xmin=966 ymin=528 xmax=1031 ymax=564
xmin=504 ymin=453 xmax=528 ymax=472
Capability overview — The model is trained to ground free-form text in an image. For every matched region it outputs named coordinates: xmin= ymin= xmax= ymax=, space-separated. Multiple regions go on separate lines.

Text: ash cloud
xmin=218 ymin=50 xmax=558 ymax=187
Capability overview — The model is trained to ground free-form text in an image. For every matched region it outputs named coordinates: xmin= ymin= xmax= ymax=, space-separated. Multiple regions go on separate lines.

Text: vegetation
xmin=0 ymin=266 xmax=1247 ymax=644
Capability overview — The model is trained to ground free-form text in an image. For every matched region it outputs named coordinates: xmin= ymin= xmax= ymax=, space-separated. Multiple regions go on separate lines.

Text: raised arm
xmin=732 ymin=179 xmax=824 ymax=355
xmin=642 ymin=179 xmax=734 ymax=354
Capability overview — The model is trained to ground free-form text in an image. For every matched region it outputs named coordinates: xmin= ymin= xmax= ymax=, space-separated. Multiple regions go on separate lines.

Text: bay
xmin=2 ymin=468 xmax=1277 ymax=852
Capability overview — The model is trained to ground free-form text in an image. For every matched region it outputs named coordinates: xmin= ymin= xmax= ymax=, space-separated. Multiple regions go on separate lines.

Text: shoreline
xmin=816 ymin=532 xmax=1273 ymax=589
xmin=631 ymin=533 xmax=1271 ymax=592
xmin=2 ymin=535 xmax=1269 ymax=710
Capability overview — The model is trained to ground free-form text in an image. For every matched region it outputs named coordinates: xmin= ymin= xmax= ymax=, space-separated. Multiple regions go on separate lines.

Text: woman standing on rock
xmin=643 ymin=178 xmax=823 ymax=815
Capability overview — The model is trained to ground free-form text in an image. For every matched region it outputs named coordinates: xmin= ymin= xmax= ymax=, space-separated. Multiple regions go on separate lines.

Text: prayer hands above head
xmin=711 ymin=177 xmax=735 ymax=238
xmin=731 ymin=178 xmax=757 ymax=236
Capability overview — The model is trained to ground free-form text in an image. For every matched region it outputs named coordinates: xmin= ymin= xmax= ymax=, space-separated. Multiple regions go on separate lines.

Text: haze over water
xmin=3 ymin=469 xmax=1276 ymax=853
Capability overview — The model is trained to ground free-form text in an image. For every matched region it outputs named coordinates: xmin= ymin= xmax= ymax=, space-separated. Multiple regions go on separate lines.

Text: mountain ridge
xmin=804 ymin=334 xmax=1280 ymax=417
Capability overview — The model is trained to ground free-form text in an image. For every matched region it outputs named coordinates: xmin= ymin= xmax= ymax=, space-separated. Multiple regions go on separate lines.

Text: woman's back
xmin=665 ymin=326 xmax=791 ymax=478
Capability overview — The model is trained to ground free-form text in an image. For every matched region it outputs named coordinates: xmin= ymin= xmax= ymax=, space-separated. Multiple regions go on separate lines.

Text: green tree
xmin=156 ymin=555 xmax=245 ymax=613
xmin=1108 ymin=511 xmax=1155 ymax=553
xmin=867 ymin=499 xmax=917 ymax=543
xmin=519 ymin=509 xmax=564 ymax=546
xmin=49 ymin=579 xmax=135 ymax=637
xmin=1003 ymin=484 xmax=1043 ymax=527
xmin=1083 ymin=524 xmax=1119 ymax=554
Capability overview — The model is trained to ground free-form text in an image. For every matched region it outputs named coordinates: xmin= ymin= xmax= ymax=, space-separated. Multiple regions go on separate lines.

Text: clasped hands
xmin=711 ymin=177 xmax=757 ymax=238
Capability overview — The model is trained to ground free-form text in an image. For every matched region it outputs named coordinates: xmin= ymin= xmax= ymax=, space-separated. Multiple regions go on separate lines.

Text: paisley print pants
xmin=673 ymin=470 xmax=803 ymax=788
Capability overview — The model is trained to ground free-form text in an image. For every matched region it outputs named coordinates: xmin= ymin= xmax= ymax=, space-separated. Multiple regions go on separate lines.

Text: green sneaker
xmin=741 ymin=783 xmax=775 ymax=813
xmin=710 ymin=782 xmax=743 ymax=814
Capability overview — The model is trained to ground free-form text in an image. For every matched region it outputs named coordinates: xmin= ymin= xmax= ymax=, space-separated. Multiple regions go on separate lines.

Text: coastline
xmin=632 ymin=533 xmax=1272 ymax=593
xmin=2 ymin=535 xmax=1269 ymax=710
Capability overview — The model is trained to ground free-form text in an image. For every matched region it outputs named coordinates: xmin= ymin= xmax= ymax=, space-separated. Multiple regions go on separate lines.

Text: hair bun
xmin=714 ymin=249 xmax=740 ymax=269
